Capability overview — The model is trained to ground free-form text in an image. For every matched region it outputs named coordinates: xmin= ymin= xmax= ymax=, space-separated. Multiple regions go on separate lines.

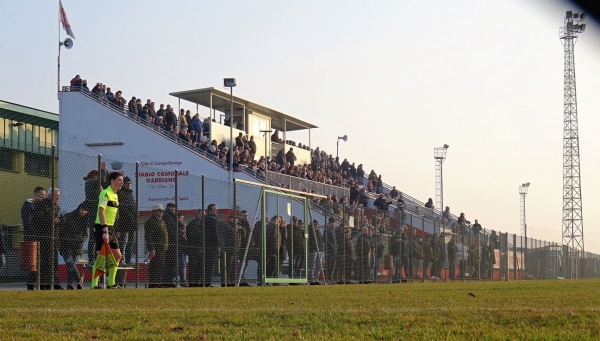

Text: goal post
xmin=235 ymin=179 xmax=326 ymax=285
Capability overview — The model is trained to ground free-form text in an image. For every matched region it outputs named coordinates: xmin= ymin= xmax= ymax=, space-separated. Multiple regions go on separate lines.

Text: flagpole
xmin=57 ymin=0 xmax=61 ymax=94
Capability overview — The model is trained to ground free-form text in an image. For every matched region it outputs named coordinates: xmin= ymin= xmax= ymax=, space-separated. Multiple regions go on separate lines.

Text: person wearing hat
xmin=145 ymin=204 xmax=168 ymax=288
xmin=115 ymin=176 xmax=137 ymax=266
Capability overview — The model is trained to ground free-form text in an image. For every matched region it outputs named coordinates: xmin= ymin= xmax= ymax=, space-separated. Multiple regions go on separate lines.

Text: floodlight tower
xmin=559 ymin=11 xmax=586 ymax=269
xmin=434 ymin=144 xmax=449 ymax=219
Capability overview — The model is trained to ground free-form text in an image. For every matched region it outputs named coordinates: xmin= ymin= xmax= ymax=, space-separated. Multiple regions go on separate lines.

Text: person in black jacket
xmin=307 ymin=220 xmax=323 ymax=285
xmin=324 ymin=217 xmax=338 ymax=284
xmin=203 ymin=204 xmax=221 ymax=286
xmin=115 ymin=177 xmax=137 ymax=266
xmin=32 ymin=188 xmax=63 ymax=290
xmin=58 ymin=203 xmax=88 ymax=289
xmin=21 ymin=186 xmax=46 ymax=290
xmin=163 ymin=203 xmax=179 ymax=287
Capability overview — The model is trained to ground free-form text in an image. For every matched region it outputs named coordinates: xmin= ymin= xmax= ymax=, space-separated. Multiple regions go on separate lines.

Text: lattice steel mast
xmin=559 ymin=11 xmax=586 ymax=255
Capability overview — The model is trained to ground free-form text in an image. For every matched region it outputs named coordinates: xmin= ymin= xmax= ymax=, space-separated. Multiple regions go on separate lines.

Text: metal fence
xmin=1 ymin=150 xmax=599 ymax=290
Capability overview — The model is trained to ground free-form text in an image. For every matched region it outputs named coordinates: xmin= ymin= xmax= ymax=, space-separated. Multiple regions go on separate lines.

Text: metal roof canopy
xmin=0 ymin=100 xmax=58 ymax=130
xmin=169 ymin=87 xmax=318 ymax=132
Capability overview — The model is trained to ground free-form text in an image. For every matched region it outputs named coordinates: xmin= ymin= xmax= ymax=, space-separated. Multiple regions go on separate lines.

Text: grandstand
xmin=0 ymin=84 xmax=598 ymax=289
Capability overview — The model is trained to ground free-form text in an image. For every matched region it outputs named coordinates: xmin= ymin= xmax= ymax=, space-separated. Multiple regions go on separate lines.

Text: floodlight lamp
xmin=224 ymin=78 xmax=237 ymax=88
xmin=526 ymin=182 xmax=530 ymax=187
xmin=580 ymin=13 xmax=586 ymax=21
xmin=338 ymin=135 xmax=348 ymax=142
xmin=443 ymin=144 xmax=449 ymax=149
xmin=580 ymin=24 xmax=586 ymax=32
xmin=566 ymin=11 xmax=573 ymax=18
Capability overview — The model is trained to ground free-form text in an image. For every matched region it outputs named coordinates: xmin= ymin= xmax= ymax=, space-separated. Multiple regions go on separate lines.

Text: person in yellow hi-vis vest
xmin=91 ymin=171 xmax=124 ymax=289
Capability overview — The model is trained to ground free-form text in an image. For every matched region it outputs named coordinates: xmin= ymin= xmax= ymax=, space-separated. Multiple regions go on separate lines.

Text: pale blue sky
xmin=1 ymin=1 xmax=599 ymax=252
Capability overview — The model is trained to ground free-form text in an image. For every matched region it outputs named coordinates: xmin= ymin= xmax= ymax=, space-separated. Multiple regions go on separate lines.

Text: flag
xmin=93 ymin=242 xmax=118 ymax=278
xmin=59 ymin=0 xmax=75 ymax=39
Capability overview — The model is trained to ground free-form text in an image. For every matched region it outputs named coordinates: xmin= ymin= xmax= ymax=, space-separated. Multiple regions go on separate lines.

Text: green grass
xmin=1 ymin=280 xmax=599 ymax=340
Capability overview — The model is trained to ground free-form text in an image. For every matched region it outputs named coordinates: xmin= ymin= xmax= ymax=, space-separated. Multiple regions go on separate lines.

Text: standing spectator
xmin=203 ymin=117 xmax=211 ymax=139
xmin=248 ymin=136 xmax=257 ymax=161
xmin=185 ymin=209 xmax=204 ymax=287
xmin=112 ymin=91 xmax=126 ymax=108
xmin=202 ymin=204 xmax=221 ymax=286
xmin=442 ymin=206 xmax=451 ymax=223
xmin=179 ymin=109 xmax=188 ymax=132
xmin=58 ymin=203 xmax=88 ymax=289
xmin=390 ymin=227 xmax=403 ymax=282
xmin=165 ymin=105 xmax=177 ymax=133
xmin=468 ymin=242 xmax=480 ymax=279
xmin=91 ymin=83 xmax=102 ymax=99
xmin=190 ymin=114 xmax=203 ymax=144
xmin=288 ymin=217 xmax=304 ymax=279
xmin=82 ymin=79 xmax=89 ymax=92
xmin=83 ymin=166 xmax=106 ymax=267
xmin=236 ymin=210 xmax=252 ymax=285
xmin=413 ymin=233 xmax=424 ymax=279
xmin=145 ymin=204 xmax=168 ymax=288
xmin=163 ymin=203 xmax=178 ymax=287
xmin=156 ymin=104 xmax=165 ymax=120
xmin=434 ymin=234 xmax=446 ymax=279
xmin=21 ymin=186 xmax=46 ymax=290
xmin=324 ymin=217 xmax=338 ymax=284
xmin=341 ymin=228 xmax=356 ymax=283
xmin=128 ymin=97 xmax=138 ymax=116
xmin=32 ymin=188 xmax=63 ymax=290
xmin=105 ymin=87 xmax=114 ymax=103
xmin=220 ymin=213 xmax=238 ymax=287
xmin=307 ymin=219 xmax=323 ymax=285
xmin=185 ymin=110 xmax=193 ymax=127
xmin=424 ymin=198 xmax=434 ymax=210
xmin=115 ymin=176 xmax=137 ymax=266
xmin=285 ymin=148 xmax=297 ymax=167
xmin=389 ymin=186 xmax=399 ymax=200
xmin=376 ymin=175 xmax=383 ymax=194
xmin=422 ymin=234 xmax=433 ymax=279
xmin=271 ymin=130 xmax=280 ymax=142
xmin=70 ymin=75 xmax=82 ymax=89
xmin=447 ymin=236 xmax=458 ymax=280
xmin=356 ymin=227 xmax=372 ymax=283
xmin=145 ymin=100 xmax=156 ymax=121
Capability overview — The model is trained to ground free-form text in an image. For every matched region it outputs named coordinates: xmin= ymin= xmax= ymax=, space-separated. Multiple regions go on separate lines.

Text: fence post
xmin=513 ymin=234 xmax=517 ymax=280
xmin=175 ymin=169 xmax=179 ymax=288
xmin=50 ymin=145 xmax=56 ymax=290
xmin=135 ymin=161 xmax=139 ymax=289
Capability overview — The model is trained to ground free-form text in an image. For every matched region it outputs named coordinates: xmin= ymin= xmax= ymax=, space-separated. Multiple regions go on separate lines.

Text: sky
xmin=1 ymin=1 xmax=600 ymax=253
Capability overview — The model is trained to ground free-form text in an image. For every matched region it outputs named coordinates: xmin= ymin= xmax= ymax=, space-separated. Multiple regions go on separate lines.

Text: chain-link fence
xmin=2 ymin=150 xmax=600 ymax=290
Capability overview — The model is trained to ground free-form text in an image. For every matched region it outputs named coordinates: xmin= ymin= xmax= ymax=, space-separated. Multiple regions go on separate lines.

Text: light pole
xmin=519 ymin=182 xmax=530 ymax=278
xmin=434 ymin=144 xmax=449 ymax=234
xmin=224 ymin=78 xmax=236 ymax=183
xmin=336 ymin=135 xmax=347 ymax=159
xmin=260 ymin=129 xmax=272 ymax=183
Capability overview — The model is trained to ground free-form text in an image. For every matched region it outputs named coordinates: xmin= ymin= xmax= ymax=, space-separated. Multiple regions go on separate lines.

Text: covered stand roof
xmin=169 ymin=87 xmax=318 ymax=132
xmin=0 ymin=100 xmax=58 ymax=130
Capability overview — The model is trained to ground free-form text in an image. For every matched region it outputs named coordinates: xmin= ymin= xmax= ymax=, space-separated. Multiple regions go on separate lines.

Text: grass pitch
xmin=1 ymin=280 xmax=599 ymax=340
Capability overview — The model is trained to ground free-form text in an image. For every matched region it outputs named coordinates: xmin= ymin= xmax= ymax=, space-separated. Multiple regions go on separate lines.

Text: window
xmin=0 ymin=148 xmax=15 ymax=171
xmin=24 ymin=152 xmax=51 ymax=177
